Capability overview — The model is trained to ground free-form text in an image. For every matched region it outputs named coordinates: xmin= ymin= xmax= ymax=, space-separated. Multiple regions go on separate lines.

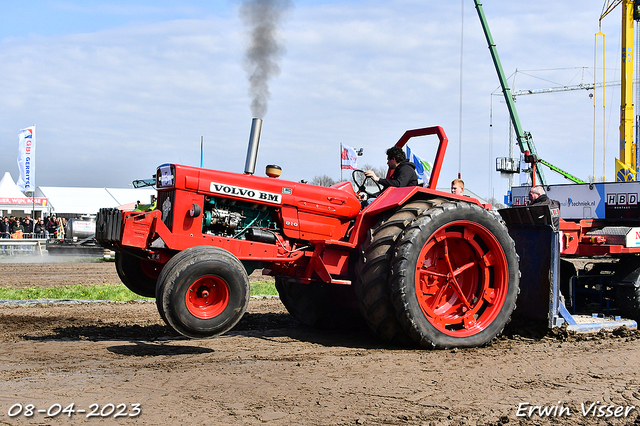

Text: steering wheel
xmin=352 ymin=169 xmax=384 ymax=199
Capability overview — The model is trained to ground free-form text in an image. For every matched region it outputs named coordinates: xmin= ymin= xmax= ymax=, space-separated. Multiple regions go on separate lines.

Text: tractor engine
xmin=201 ymin=196 xmax=279 ymax=243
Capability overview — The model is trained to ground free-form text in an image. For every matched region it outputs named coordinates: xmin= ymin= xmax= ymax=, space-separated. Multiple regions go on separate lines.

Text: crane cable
xmin=458 ymin=0 xmax=464 ymax=179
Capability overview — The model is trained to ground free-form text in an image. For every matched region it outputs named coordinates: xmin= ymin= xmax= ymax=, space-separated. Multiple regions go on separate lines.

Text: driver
xmin=364 ymin=146 xmax=418 ymax=190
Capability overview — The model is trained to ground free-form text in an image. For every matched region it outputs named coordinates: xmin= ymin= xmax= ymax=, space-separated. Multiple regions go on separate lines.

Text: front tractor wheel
xmin=115 ymin=252 xmax=160 ymax=298
xmin=392 ymin=202 xmax=520 ymax=349
xmin=156 ymin=246 xmax=250 ymax=338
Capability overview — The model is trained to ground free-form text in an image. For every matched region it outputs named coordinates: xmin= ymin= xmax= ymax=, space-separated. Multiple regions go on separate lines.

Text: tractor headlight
xmin=157 ymin=164 xmax=175 ymax=188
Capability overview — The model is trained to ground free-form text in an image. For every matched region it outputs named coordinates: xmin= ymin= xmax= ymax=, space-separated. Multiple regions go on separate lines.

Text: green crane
xmin=474 ymin=0 xmax=584 ymax=185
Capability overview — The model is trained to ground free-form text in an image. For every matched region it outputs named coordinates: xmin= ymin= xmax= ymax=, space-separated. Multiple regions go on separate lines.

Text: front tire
xmin=115 ymin=252 xmax=160 ymax=298
xmin=391 ymin=202 xmax=520 ymax=349
xmin=156 ymin=246 xmax=250 ymax=338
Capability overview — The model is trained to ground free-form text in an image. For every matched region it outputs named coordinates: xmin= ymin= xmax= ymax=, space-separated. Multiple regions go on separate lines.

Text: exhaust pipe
xmin=244 ymin=118 xmax=262 ymax=175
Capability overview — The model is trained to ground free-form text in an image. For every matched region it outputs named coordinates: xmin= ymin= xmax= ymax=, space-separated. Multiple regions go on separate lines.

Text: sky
xmin=0 ymin=0 xmax=631 ymax=202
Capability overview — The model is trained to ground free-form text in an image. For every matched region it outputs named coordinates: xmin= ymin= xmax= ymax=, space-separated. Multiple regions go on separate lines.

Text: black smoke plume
xmin=240 ymin=0 xmax=291 ymax=118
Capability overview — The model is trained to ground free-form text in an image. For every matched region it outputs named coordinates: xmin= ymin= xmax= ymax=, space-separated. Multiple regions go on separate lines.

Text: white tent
xmin=0 ymin=172 xmax=50 ymax=216
xmin=106 ymin=188 xmax=156 ymax=207
xmin=0 ymin=172 xmax=27 ymax=198
xmin=0 ymin=170 xmax=157 ymax=217
xmin=36 ymin=186 xmax=156 ymax=216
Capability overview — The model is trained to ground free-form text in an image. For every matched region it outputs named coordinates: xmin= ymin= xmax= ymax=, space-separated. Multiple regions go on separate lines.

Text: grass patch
xmin=0 ymin=281 xmax=278 ymax=301
xmin=0 ymin=284 xmax=151 ymax=301
xmin=250 ymin=281 xmax=277 ymax=296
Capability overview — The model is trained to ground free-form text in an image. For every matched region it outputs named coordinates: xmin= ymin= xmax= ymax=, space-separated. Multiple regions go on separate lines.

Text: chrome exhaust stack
xmin=244 ymin=118 xmax=262 ymax=175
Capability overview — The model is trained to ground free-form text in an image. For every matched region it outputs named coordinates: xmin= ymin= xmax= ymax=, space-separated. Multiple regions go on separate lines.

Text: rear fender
xmin=362 ymin=186 xmax=484 ymax=216
xmin=350 ymin=187 xmax=485 ymax=246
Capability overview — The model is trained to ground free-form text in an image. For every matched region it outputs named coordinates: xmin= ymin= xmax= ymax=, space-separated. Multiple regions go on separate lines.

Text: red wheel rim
xmin=414 ymin=220 xmax=508 ymax=337
xmin=185 ymin=276 xmax=230 ymax=319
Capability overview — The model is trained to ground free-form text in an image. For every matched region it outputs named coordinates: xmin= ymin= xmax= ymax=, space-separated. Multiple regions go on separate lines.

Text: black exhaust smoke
xmin=244 ymin=118 xmax=263 ymax=175
xmin=240 ymin=0 xmax=291 ymax=118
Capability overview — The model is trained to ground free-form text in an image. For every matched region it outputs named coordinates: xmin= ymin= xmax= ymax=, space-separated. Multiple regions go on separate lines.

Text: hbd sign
xmin=606 ymin=193 xmax=638 ymax=205
xmin=605 ymin=192 xmax=639 ymax=219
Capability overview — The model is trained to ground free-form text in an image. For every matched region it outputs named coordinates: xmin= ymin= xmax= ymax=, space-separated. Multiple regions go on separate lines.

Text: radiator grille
xmin=157 ymin=190 xmax=175 ymax=232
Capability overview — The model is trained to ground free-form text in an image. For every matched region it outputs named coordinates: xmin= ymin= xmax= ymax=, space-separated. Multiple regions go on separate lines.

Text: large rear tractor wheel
xmin=391 ymin=202 xmax=520 ymax=349
xmin=275 ymin=277 xmax=361 ymax=329
xmin=156 ymin=246 xmax=250 ymax=338
xmin=356 ymin=200 xmax=438 ymax=346
xmin=115 ymin=252 xmax=161 ymax=298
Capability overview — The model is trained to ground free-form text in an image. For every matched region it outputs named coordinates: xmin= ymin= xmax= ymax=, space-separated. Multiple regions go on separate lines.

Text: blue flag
xmin=405 ymin=145 xmax=431 ymax=183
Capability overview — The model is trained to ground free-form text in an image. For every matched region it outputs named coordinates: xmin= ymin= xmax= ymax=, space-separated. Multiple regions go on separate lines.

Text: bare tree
xmin=311 ymin=175 xmax=336 ymax=187
xmin=486 ymin=197 xmax=506 ymax=210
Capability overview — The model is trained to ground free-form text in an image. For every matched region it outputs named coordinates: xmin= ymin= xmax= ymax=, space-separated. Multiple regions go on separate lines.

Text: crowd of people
xmin=0 ymin=215 xmax=66 ymax=239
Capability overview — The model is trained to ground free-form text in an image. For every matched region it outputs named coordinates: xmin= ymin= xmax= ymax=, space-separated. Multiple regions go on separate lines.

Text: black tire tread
xmin=355 ymin=199 xmax=440 ymax=345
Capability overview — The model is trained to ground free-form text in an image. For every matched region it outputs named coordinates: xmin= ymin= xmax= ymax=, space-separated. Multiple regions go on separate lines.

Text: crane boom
xmin=474 ymin=0 xmax=546 ymax=185
xmin=601 ymin=0 xmax=640 ymax=181
xmin=512 ymin=81 xmax=621 ymax=97
xmin=537 ymin=159 xmax=586 ymax=184
xmin=617 ymin=0 xmax=638 ymax=181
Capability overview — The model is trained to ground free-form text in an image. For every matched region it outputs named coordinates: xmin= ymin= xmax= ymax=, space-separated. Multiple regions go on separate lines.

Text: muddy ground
xmin=0 ymin=259 xmax=639 ymax=425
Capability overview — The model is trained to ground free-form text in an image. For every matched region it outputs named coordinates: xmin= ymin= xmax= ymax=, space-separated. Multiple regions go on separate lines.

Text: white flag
xmin=341 ymin=143 xmax=357 ymax=170
xmin=17 ymin=126 xmax=36 ymax=192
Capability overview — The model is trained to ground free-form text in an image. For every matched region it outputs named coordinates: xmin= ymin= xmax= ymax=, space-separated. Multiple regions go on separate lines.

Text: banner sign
xmin=510 ymin=182 xmax=640 ymax=220
xmin=17 ymin=126 xmax=36 ymax=192
xmin=0 ymin=197 xmax=47 ymax=205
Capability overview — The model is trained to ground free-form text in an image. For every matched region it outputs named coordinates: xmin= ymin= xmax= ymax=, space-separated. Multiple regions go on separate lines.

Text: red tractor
xmin=97 ymin=121 xmax=520 ymax=349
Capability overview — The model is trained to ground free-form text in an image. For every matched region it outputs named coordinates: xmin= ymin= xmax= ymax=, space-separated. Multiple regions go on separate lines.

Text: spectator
xmin=529 ymin=185 xmax=561 ymax=229
xmin=11 ymin=218 xmax=25 ymax=234
xmin=34 ymin=219 xmax=45 ymax=238
xmin=46 ymin=216 xmax=59 ymax=238
xmin=23 ymin=215 xmax=34 ymax=237
xmin=451 ymin=178 xmax=465 ymax=195
xmin=0 ymin=217 xmax=10 ymax=238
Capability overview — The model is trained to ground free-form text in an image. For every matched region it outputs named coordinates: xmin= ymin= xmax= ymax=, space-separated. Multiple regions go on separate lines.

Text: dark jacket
xmin=46 ymin=220 xmax=59 ymax=235
xmin=377 ymin=160 xmax=418 ymax=189
xmin=531 ymin=194 xmax=561 ymax=229
xmin=0 ymin=221 xmax=10 ymax=237
xmin=22 ymin=218 xmax=33 ymax=233
xmin=10 ymin=224 xmax=25 ymax=234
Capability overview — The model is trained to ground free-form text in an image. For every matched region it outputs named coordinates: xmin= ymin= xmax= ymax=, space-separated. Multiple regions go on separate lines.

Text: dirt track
xmin=0 ymin=260 xmax=639 ymax=425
